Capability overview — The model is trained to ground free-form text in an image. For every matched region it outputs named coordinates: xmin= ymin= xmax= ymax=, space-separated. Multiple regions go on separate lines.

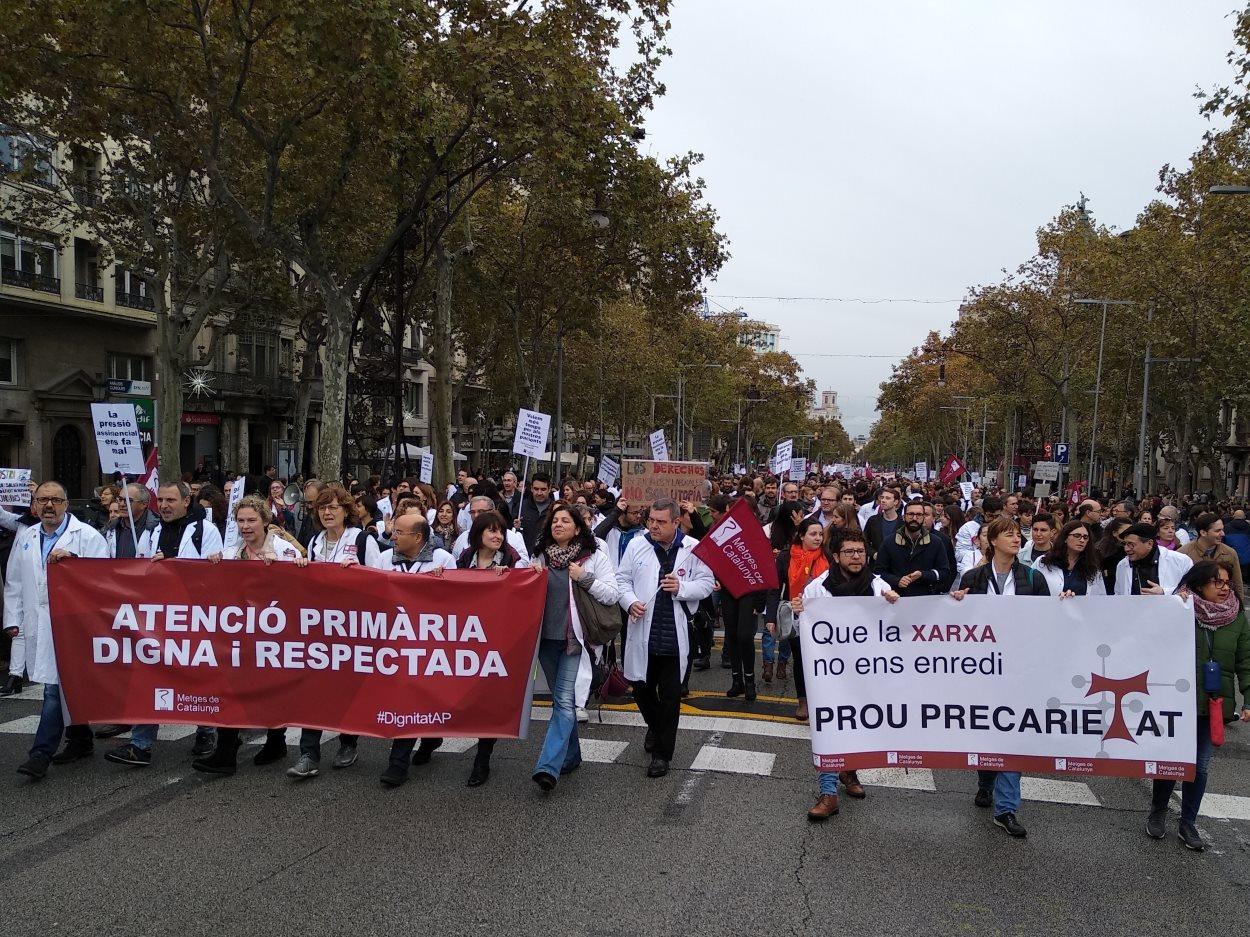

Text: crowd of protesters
xmin=1 ymin=462 xmax=1247 ymax=854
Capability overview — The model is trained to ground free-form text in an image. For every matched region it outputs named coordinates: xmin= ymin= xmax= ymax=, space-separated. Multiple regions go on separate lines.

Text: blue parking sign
xmin=1055 ymin=443 xmax=1070 ymax=465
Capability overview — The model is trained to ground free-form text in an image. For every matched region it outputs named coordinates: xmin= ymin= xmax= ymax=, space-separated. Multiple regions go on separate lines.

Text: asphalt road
xmin=1 ymin=659 xmax=1247 ymax=937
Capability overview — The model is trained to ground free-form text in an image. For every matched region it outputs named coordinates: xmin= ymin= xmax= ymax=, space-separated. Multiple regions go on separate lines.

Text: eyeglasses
xmin=1212 ymin=579 xmax=1232 ymax=590
xmin=33 ymin=497 xmax=66 ymax=506
xmin=839 ymin=548 xmax=867 ymax=557
xmin=1068 ymin=532 xmax=1089 ymax=541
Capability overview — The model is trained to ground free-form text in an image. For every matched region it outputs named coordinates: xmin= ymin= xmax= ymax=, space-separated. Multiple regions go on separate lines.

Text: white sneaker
xmin=576 ymin=707 xmax=589 ymax=723
xmin=286 ymin=754 xmax=319 ymax=779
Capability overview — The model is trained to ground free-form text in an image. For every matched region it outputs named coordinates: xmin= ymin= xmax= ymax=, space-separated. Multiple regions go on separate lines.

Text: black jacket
xmin=519 ymin=495 xmax=554 ymax=554
xmin=864 ymin=512 xmax=900 ymax=558
xmin=958 ymin=560 xmax=1050 ymax=596
xmin=874 ymin=528 xmax=951 ymax=596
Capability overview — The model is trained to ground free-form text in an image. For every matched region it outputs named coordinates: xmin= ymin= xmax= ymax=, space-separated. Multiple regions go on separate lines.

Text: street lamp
xmin=1074 ymin=297 xmax=1133 ymax=491
xmin=1209 ymin=185 xmax=1250 ymax=195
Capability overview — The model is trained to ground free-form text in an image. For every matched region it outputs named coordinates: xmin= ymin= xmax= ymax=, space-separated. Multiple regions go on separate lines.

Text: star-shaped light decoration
xmin=183 ymin=368 xmax=216 ymax=399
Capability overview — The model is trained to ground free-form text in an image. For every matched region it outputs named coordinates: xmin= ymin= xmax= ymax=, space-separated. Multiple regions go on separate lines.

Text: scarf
xmin=1193 ymin=588 xmax=1240 ymax=630
xmin=433 ymin=521 xmax=457 ymax=544
xmin=788 ymin=546 xmax=829 ymax=598
xmin=544 ymin=541 xmax=581 ymax=570
xmin=822 ymin=564 xmax=875 ymax=597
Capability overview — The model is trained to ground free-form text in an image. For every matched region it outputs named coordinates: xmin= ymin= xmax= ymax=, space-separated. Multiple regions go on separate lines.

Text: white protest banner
xmin=1017 ymin=474 xmax=1028 ymax=490
xmin=221 ymin=476 xmax=247 ymax=556
xmin=1033 ymin=483 xmax=1052 ymax=499
xmin=959 ymin=481 xmax=974 ymax=501
xmin=512 ymin=408 xmax=551 ymax=460
xmin=799 ymin=594 xmax=1196 ymax=780
xmin=914 ymin=461 xmax=927 ymax=482
xmin=0 ymin=468 xmax=31 ymax=506
xmin=597 ymin=455 xmax=620 ymax=487
xmin=970 ymin=472 xmax=982 ymax=485
xmin=774 ymin=438 xmax=793 ymax=474
xmin=621 ymin=460 xmax=708 ymax=505
xmin=378 ymin=496 xmax=393 ymax=518
xmin=733 ymin=464 xmax=745 ymax=476
xmin=984 ymin=471 xmax=999 ymax=486
xmin=648 ymin=430 xmax=669 ymax=462
xmin=1034 ymin=461 xmax=1060 ymax=482
xmin=419 ymin=452 xmax=434 ymax=485
xmin=791 ymin=457 xmax=808 ymax=477
xmin=90 ymin=403 xmax=145 ymax=475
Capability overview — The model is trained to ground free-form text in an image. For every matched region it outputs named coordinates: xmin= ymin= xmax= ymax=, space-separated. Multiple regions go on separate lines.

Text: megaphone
xmin=282 ymin=483 xmax=301 ymax=506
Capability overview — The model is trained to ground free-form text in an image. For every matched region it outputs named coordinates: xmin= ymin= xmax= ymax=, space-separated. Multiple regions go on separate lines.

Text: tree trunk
xmin=292 ymin=332 xmax=323 ymax=479
xmin=316 ymin=288 xmax=353 ymax=481
xmin=429 ymin=243 xmax=456 ymax=491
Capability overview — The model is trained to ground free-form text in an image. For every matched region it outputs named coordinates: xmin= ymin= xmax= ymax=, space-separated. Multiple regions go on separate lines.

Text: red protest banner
xmin=692 ymin=498 xmax=780 ymax=598
xmin=938 ymin=454 xmax=966 ymax=486
xmin=48 ymin=561 xmax=546 ymax=739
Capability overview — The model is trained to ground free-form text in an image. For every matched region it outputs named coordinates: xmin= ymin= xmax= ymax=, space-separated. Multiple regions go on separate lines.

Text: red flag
xmin=139 ymin=446 xmax=159 ymax=500
xmin=938 ymin=454 xmax=966 ymax=486
xmin=1067 ymin=480 xmax=1086 ymax=505
xmin=49 ymin=561 xmax=547 ymax=739
xmin=692 ymin=498 xmax=780 ymax=598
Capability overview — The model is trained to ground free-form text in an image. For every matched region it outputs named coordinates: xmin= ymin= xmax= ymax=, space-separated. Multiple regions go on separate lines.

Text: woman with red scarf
xmin=766 ymin=519 xmax=829 ymax=724
xmin=1146 ymin=560 xmax=1250 ymax=851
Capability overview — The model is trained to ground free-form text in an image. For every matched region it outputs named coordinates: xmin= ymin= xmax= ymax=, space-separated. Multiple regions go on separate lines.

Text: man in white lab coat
xmin=615 ymin=498 xmax=714 ymax=779
xmin=8 ymin=482 xmax=109 ymax=779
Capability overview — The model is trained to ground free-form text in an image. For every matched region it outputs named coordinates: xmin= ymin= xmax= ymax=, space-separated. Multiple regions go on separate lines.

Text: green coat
xmin=1192 ymin=609 xmax=1250 ymax=721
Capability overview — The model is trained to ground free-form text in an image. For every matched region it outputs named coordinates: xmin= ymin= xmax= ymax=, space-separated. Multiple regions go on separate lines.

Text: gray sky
xmin=642 ymin=0 xmax=1238 ymax=437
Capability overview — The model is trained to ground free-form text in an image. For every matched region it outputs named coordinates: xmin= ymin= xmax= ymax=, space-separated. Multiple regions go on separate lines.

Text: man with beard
xmin=873 ymin=499 xmax=950 ymax=597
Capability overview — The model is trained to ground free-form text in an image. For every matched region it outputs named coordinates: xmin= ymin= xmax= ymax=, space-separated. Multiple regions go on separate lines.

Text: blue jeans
xmin=535 ymin=638 xmax=582 ymax=777
xmin=762 ymin=628 xmax=792 ymax=665
xmin=819 ymin=772 xmax=839 ymax=796
xmin=31 ymin=683 xmax=90 ymax=759
xmin=982 ymin=770 xmax=1021 ymax=816
xmin=131 ymin=723 xmax=214 ymax=752
xmin=1152 ymin=717 xmax=1215 ymax=824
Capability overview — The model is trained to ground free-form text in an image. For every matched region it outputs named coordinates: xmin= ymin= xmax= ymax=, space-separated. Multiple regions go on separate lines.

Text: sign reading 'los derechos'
xmin=620 ymin=460 xmax=708 ymax=505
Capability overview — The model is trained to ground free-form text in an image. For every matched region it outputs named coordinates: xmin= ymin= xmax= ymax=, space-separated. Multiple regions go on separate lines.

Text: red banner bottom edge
xmin=72 ymin=714 xmax=525 ymax=741
xmin=814 ymin=750 xmax=1195 ymax=782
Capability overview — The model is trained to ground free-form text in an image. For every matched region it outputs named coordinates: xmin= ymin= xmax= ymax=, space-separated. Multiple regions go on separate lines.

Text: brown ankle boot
xmin=807 ymin=794 xmax=839 ymax=821
xmin=762 ymin=661 xmax=774 ymax=683
xmin=839 ymin=770 xmax=866 ymax=799
xmin=795 ymin=698 xmax=809 ymax=723
xmin=776 ymin=660 xmax=788 ymax=680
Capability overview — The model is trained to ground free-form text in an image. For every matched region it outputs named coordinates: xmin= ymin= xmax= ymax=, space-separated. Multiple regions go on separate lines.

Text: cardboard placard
xmin=620 ymin=460 xmax=709 ymax=505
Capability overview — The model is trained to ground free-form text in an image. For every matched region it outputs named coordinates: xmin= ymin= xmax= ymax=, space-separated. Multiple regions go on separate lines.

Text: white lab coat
xmin=1113 ymin=549 xmax=1193 ymax=596
xmin=136 ymin=516 xmax=224 ymax=559
xmin=801 ymin=569 xmax=891 ymax=602
xmin=308 ymin=527 xmax=383 ymax=568
xmin=3 ymin=514 xmax=109 ymax=684
xmin=1031 ymin=558 xmax=1108 ymax=596
xmin=615 ymin=534 xmax=715 ymax=683
xmin=378 ymin=547 xmax=457 ymax=573
xmin=532 ymin=541 xmax=621 ymax=707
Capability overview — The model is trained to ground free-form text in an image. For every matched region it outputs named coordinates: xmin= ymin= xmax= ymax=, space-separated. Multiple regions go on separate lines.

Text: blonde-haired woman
xmin=192 ymin=495 xmax=301 ymax=775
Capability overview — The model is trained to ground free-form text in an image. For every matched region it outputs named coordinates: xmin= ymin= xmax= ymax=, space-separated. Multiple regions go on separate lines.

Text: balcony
xmin=75 ymin=282 xmax=103 ymax=302
xmin=205 ymin=368 xmax=296 ymax=400
xmin=116 ymin=291 xmax=154 ymax=311
xmin=1 ymin=267 xmax=60 ymax=295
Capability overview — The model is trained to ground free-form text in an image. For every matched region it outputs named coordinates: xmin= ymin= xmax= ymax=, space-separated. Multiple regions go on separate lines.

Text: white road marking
xmin=438 ymin=738 xmax=479 ymax=754
xmin=1020 ymin=777 xmax=1101 ymax=807
xmin=690 ymin=745 xmax=776 ymax=776
xmin=858 ymin=767 xmax=937 ymax=792
xmin=579 ymin=739 xmax=629 ymax=764
xmin=0 ymin=715 xmax=41 ymax=734
xmin=1198 ymin=793 xmax=1250 ymax=821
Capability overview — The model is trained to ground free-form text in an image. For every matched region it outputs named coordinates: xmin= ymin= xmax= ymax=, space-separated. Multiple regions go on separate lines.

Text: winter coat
xmin=615 ymin=533 xmax=715 ymax=683
xmin=3 ymin=514 xmax=109 ymax=684
xmin=874 ymin=527 xmax=951 ymax=596
xmin=378 ymin=546 xmax=456 ymax=573
xmin=1179 ymin=540 xmax=1244 ymax=598
xmin=532 ymin=540 xmax=621 ymax=707
xmin=1186 ymin=607 xmax=1250 ymax=721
